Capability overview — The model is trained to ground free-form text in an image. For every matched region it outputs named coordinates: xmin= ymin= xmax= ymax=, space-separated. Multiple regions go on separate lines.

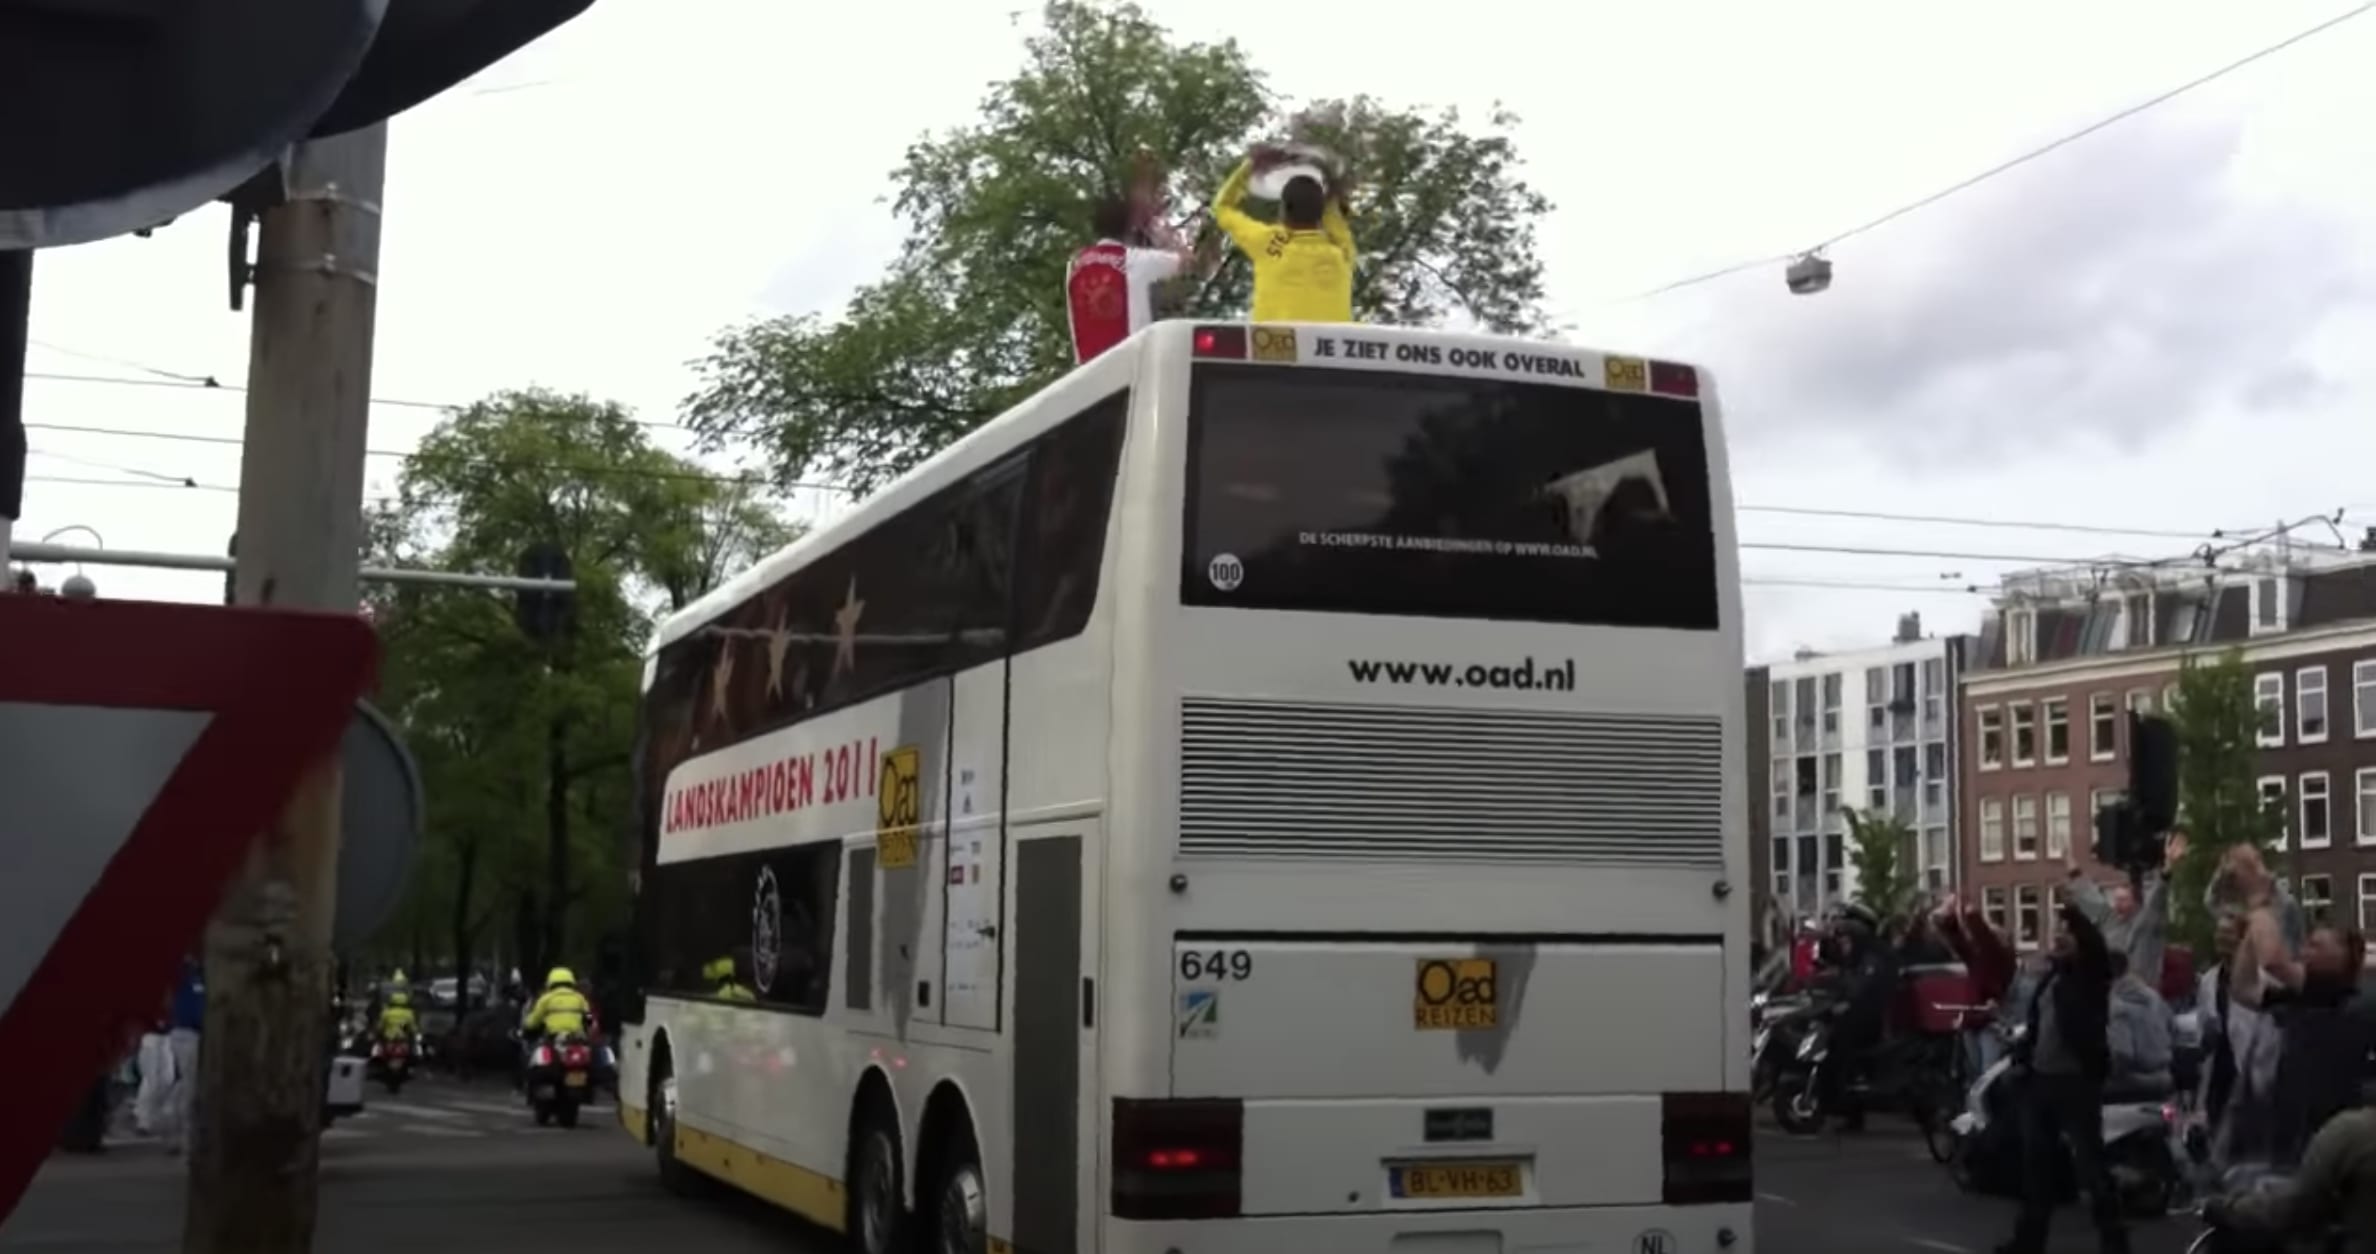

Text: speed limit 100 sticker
xmin=1207 ymin=553 xmax=1244 ymax=591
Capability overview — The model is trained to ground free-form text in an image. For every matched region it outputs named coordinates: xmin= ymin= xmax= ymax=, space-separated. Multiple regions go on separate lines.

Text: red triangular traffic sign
xmin=0 ymin=595 xmax=376 ymax=1221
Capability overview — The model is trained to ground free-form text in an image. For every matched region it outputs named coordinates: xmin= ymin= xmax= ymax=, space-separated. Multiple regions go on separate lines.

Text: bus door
xmin=937 ymin=455 xmax=1028 ymax=1031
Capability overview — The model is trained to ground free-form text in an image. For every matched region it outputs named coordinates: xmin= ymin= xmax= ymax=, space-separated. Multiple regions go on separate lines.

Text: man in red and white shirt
xmin=1066 ymin=193 xmax=1193 ymax=365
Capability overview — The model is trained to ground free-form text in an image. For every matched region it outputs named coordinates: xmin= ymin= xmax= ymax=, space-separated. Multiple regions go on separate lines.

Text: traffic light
xmin=514 ymin=542 xmax=576 ymax=643
xmin=2130 ymin=712 xmax=2179 ymax=833
xmin=2094 ymin=712 xmax=2181 ymax=873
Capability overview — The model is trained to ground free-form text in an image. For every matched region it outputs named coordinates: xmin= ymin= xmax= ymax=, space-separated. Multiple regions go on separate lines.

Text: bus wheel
xmin=652 ymin=1065 xmax=697 ymax=1196
xmin=924 ymin=1132 xmax=987 ymax=1254
xmin=847 ymin=1111 xmax=906 ymax=1254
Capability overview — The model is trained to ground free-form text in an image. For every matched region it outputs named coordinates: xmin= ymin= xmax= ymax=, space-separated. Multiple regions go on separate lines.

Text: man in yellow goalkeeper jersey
xmin=1211 ymin=145 xmax=1355 ymax=324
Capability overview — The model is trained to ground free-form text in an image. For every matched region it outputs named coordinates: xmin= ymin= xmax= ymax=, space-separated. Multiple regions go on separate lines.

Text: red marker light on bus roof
xmin=1192 ymin=325 xmax=1249 ymax=359
xmin=1649 ymin=360 xmax=1699 ymax=398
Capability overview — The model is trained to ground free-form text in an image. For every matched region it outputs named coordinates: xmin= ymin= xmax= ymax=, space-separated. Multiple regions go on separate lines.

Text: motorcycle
xmin=1773 ymin=1009 xmax=1964 ymax=1151
xmin=1943 ymin=1027 xmax=2187 ymax=1218
xmin=1752 ymin=991 xmax=1817 ymax=1105
xmin=369 ymin=1033 xmax=417 ymax=1094
xmin=524 ymin=1031 xmax=595 ymax=1128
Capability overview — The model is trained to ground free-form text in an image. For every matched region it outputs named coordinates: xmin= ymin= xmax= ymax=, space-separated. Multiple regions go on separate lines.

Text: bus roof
xmin=650 ymin=320 xmax=1709 ymax=654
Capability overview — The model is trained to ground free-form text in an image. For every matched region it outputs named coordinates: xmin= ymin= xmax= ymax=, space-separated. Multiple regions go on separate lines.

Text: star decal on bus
xmin=764 ymin=610 xmax=794 ymax=699
xmin=832 ymin=577 xmax=865 ymax=678
xmin=709 ymin=640 xmax=737 ymax=723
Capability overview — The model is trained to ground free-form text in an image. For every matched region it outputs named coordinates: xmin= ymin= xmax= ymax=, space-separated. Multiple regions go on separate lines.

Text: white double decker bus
xmin=616 ymin=319 xmax=1752 ymax=1254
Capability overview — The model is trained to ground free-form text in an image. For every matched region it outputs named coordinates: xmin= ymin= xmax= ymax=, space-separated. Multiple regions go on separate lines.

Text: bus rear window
xmin=1181 ymin=363 xmax=1719 ymax=629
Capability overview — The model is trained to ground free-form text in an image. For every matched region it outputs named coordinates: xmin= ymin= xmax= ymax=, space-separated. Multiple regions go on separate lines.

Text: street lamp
xmin=41 ymin=525 xmax=101 ymax=600
xmin=1785 ymin=250 xmax=1832 ymax=296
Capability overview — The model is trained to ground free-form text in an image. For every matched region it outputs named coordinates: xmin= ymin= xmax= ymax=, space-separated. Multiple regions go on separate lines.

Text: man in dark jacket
xmin=2000 ymin=901 xmax=2124 ymax=1254
xmin=2266 ymin=924 xmax=2376 ymax=1169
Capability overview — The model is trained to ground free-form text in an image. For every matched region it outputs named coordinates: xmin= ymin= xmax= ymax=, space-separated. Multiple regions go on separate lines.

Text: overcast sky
xmin=20 ymin=1 xmax=2376 ymax=665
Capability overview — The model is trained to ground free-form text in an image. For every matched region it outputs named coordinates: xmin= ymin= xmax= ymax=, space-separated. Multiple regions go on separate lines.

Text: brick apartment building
xmin=1960 ymin=542 xmax=2376 ymax=950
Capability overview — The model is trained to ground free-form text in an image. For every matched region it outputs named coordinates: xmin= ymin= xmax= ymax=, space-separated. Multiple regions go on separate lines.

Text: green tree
xmin=683 ymin=0 xmax=1556 ymax=494
xmin=367 ymin=389 xmax=798 ymax=987
xmin=2165 ymin=648 xmax=2287 ymax=950
xmin=1843 ymin=808 xmax=1919 ymax=922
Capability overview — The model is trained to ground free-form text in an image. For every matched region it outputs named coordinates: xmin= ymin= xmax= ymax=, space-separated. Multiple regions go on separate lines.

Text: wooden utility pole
xmin=184 ymin=123 xmax=387 ymax=1254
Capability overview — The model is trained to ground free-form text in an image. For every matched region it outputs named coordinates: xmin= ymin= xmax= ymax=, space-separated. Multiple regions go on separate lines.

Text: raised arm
xmin=1320 ymin=176 xmax=1356 ymax=263
xmin=1210 ymin=159 xmax=1267 ymax=256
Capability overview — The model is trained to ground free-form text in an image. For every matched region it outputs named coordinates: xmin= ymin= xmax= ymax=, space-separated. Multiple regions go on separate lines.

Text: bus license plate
xmin=1390 ymin=1161 xmax=1523 ymax=1200
xmin=565 ymin=1072 xmax=588 ymax=1087
xmin=1413 ymin=957 xmax=1498 ymax=1030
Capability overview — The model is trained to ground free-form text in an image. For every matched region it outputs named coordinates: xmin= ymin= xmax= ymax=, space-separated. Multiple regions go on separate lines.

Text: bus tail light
xmin=1661 ymin=1091 xmax=1752 ymax=1205
xmin=1191 ymin=325 xmax=1249 ymax=360
xmin=1111 ymin=1097 xmax=1242 ymax=1220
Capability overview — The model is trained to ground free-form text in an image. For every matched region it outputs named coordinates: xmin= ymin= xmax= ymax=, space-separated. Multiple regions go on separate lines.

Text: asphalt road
xmin=2 ymin=1084 xmax=2212 ymax=1254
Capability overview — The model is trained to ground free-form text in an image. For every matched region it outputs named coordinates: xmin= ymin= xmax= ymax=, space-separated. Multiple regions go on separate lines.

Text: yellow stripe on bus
xmin=617 ymin=1101 xmax=648 ymax=1144
xmin=674 ymin=1123 xmax=847 ymax=1234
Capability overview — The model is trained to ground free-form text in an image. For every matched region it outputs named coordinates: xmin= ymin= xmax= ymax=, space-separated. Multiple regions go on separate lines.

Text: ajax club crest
xmin=751 ymin=865 xmax=782 ymax=996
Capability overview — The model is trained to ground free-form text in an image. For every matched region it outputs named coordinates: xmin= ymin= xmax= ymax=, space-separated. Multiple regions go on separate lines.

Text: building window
xmin=2123 ymin=591 xmax=2154 ymax=649
xmin=2010 ymin=702 xmax=2037 ymax=767
xmin=2252 ymin=575 xmax=2286 ymax=635
xmin=1822 ymin=752 xmax=1841 ymax=813
xmin=2014 ymin=884 xmax=2043 ymax=950
xmin=2256 ymin=673 xmax=2286 ymax=748
xmin=2007 ymin=608 xmax=2036 ymax=665
xmin=1865 ymin=666 xmax=1886 ymax=732
xmin=2302 ymin=874 xmax=2334 ymax=926
xmin=1866 ymin=748 xmax=1886 ymax=809
xmin=2358 ymin=768 xmax=2376 ymax=847
xmin=2089 ymin=692 xmax=2118 ymax=761
xmin=1922 ymin=826 xmax=1949 ymax=886
xmin=1982 ymin=886 xmax=2009 ymax=934
xmin=1771 ymin=766 xmax=1790 ymax=820
xmin=2261 ymin=776 xmax=2291 ymax=851
xmin=2047 ymin=792 xmax=2072 ymax=859
xmin=2301 ymin=772 xmax=2333 ymax=850
xmin=1772 ymin=679 xmax=1790 ymax=744
xmin=2013 ymin=795 xmax=2039 ymax=860
xmin=2043 ymin=697 xmax=2070 ymax=764
xmin=2360 ymin=874 xmax=2376 ymax=931
xmin=2299 ymin=666 xmax=2330 ymax=744
xmin=1979 ymin=706 xmax=2005 ymax=770
xmin=1821 ymin=672 xmax=1842 ymax=735
xmin=1922 ymin=658 xmax=1946 ymax=728
xmin=2357 ymin=660 xmax=2376 ymax=740
xmin=2126 ymin=687 xmax=2154 ymax=715
xmin=1980 ymin=798 xmax=2005 ymax=862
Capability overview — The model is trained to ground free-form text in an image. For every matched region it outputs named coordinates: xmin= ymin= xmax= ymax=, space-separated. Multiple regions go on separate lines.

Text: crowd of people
xmin=1766 ymin=834 xmax=2376 ymax=1252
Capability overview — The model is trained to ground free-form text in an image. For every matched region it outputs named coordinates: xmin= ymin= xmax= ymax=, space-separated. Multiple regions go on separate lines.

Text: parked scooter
xmin=1943 ymin=1026 xmax=2187 ymax=1217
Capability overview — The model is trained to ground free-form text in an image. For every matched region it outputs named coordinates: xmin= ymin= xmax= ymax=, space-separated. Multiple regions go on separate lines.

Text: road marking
xmin=438 ymin=1098 xmax=525 ymax=1116
xmin=1909 ymin=1240 xmax=1972 ymax=1254
xmin=323 ymin=1127 xmax=366 ymax=1141
xmin=406 ymin=1125 xmax=487 ymax=1139
xmin=1756 ymin=1192 xmax=1798 ymax=1207
xmin=379 ymin=1102 xmax=470 ymax=1121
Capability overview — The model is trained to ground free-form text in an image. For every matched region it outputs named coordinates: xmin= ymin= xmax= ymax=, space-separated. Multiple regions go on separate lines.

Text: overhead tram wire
xmin=20 ymin=413 xmax=2275 ymax=542
xmin=1623 ymin=1 xmax=2376 ymax=301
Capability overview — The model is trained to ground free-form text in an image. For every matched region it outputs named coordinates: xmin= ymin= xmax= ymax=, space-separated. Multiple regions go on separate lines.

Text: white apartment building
xmin=1760 ymin=614 xmax=1969 ymax=919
